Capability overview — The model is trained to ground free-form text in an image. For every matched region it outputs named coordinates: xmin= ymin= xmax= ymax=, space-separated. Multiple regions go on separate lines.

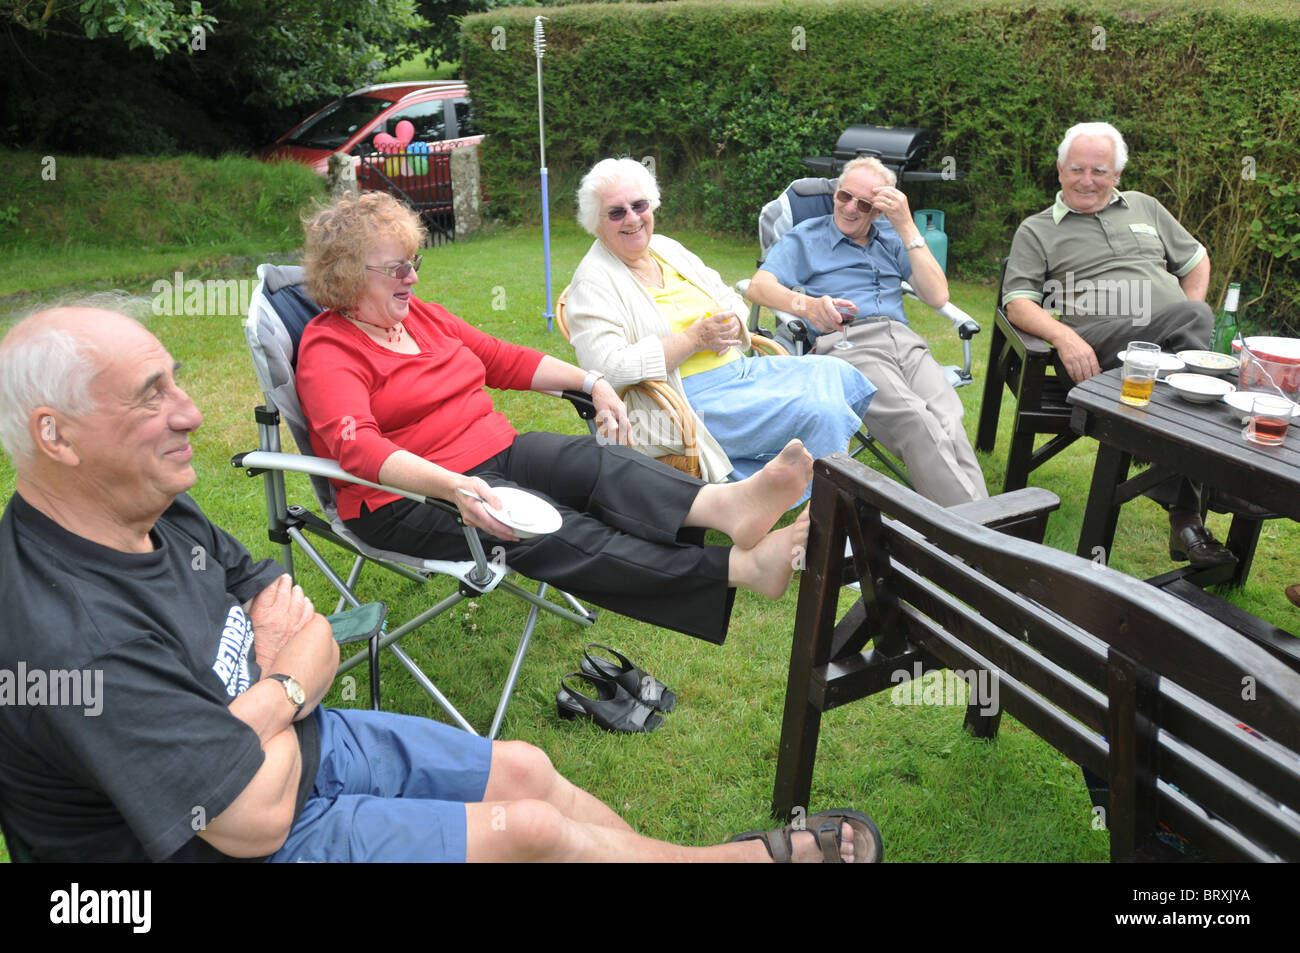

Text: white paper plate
xmin=482 ymin=486 xmax=562 ymax=538
xmin=1118 ymin=349 xmax=1185 ymax=374
xmin=1223 ymin=391 xmax=1300 ymax=419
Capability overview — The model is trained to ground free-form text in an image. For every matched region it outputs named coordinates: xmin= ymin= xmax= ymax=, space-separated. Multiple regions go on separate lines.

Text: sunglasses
xmin=834 ymin=189 xmax=881 ymax=214
xmin=365 ymin=255 xmax=423 ymax=279
xmin=605 ymin=199 xmax=650 ymax=222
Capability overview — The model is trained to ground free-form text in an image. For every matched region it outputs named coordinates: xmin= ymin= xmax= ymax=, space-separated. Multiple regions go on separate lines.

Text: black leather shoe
xmin=1169 ymin=512 xmax=1237 ymax=568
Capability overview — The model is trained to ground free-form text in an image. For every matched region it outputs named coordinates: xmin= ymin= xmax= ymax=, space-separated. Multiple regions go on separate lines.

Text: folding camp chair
xmin=234 ymin=264 xmax=598 ymax=738
xmin=740 ymin=176 xmax=981 ymax=488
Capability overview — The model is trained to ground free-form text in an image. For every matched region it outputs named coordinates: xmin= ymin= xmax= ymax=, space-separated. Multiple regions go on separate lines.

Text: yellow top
xmin=649 ymin=255 xmax=740 ymax=378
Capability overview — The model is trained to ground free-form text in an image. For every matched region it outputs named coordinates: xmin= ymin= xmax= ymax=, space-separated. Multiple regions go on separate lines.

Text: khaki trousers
xmin=817 ymin=320 xmax=988 ymax=506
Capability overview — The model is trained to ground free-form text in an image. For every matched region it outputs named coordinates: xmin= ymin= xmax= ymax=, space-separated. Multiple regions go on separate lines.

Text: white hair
xmin=576 ymin=158 xmax=661 ymax=236
xmin=1057 ymin=122 xmax=1128 ymax=172
xmin=0 ymin=322 xmax=101 ymax=467
xmin=840 ymin=155 xmax=898 ymax=187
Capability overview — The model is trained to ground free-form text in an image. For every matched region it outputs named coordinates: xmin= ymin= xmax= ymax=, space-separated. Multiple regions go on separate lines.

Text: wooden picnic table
xmin=1068 ymin=367 xmax=1300 ymax=654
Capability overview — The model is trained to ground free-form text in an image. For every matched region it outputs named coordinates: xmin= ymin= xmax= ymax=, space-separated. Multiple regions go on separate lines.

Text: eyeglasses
xmin=834 ymin=189 xmax=877 ymax=214
xmin=365 ymin=255 xmax=423 ymax=279
xmin=605 ymin=199 xmax=650 ymax=222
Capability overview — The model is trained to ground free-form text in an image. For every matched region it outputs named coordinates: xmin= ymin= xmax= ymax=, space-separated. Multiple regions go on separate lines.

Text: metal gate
xmin=356 ymin=149 xmax=455 ymax=244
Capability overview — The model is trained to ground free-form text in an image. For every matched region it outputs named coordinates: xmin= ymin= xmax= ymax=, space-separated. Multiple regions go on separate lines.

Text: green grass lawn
xmin=1 ymin=209 xmax=1295 ymax=864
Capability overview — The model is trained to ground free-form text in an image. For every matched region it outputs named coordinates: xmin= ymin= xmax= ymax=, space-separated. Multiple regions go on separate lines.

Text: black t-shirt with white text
xmin=0 ymin=492 xmax=320 ymax=861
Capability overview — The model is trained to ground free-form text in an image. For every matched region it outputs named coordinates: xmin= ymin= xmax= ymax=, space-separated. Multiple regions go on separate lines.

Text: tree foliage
xmin=2 ymin=0 xmax=427 ymax=153
xmin=4 ymin=0 xmax=215 ymax=55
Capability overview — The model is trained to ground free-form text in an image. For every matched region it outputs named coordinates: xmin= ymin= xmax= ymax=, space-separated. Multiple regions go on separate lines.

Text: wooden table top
xmin=1068 ymin=369 xmax=1300 ymax=521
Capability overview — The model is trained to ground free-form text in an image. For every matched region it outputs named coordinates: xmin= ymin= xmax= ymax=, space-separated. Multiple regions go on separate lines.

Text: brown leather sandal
xmin=730 ymin=808 xmax=882 ymax=863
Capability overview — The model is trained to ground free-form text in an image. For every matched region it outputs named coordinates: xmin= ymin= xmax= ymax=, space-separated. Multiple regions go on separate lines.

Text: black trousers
xmin=350 ymin=432 xmax=736 ymax=644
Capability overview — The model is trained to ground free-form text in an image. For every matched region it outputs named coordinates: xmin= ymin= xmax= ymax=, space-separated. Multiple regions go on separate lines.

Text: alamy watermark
xmin=1041 ymin=273 xmax=1152 ymax=324
xmin=152 ymin=271 xmax=255 ymax=317
xmin=0 ymin=663 xmax=103 ymax=716
xmin=889 ymin=662 xmax=999 ymax=716
xmin=49 ymin=883 xmax=150 ymax=933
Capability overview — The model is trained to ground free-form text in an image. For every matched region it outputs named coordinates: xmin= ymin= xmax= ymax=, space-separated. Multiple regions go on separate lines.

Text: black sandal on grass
xmin=580 ymin=643 xmax=677 ymax=713
xmin=556 ymin=671 xmax=665 ymax=734
xmin=730 ymin=808 xmax=883 ymax=863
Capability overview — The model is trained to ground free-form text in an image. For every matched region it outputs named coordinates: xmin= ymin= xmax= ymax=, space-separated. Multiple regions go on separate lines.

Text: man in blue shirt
xmin=746 ymin=157 xmax=988 ymax=505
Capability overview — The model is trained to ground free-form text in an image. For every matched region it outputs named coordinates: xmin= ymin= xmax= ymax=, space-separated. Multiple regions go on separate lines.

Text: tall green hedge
xmin=463 ymin=0 xmax=1299 ymax=330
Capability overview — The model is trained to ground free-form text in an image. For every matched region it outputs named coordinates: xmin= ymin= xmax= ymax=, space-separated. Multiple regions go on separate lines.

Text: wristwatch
xmin=269 ymin=673 xmax=305 ymax=713
xmin=904 ymin=236 xmax=927 ymax=251
xmin=582 ymin=369 xmax=605 ymax=394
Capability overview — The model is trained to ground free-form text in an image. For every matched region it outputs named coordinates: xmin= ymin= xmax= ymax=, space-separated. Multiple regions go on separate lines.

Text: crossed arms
xmin=197 ymin=574 xmax=337 ymax=858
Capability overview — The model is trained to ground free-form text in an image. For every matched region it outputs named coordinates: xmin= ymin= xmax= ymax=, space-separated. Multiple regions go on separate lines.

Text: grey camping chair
xmin=234 ymin=264 xmax=598 ymax=738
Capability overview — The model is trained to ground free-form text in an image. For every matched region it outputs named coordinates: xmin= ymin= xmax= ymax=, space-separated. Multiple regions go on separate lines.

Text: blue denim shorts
xmin=268 ymin=707 xmax=493 ymax=862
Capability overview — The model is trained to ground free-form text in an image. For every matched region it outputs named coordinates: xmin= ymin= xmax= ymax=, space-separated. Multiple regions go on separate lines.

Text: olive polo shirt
xmin=1002 ymin=190 xmax=1206 ymax=326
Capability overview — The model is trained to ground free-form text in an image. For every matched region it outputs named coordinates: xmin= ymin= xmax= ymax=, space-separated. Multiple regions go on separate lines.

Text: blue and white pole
xmin=535 ymin=16 xmax=554 ymax=332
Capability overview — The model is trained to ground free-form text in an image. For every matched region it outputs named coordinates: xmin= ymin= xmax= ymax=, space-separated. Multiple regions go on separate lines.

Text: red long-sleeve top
xmin=296 ymin=297 xmax=546 ymax=520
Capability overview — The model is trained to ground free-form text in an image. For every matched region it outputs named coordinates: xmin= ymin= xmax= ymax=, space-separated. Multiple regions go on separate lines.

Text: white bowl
xmin=1164 ymin=372 xmax=1235 ymax=404
xmin=1176 ymin=349 xmax=1239 ymax=376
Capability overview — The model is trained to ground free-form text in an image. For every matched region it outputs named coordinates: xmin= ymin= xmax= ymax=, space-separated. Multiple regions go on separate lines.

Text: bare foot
xmin=727 ymin=439 xmax=813 ymax=548
xmin=791 ymin=822 xmax=856 ymax=863
xmin=730 ymin=508 xmax=810 ymax=599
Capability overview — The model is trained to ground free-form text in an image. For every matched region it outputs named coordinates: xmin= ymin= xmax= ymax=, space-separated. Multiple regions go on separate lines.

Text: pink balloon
xmin=373 ymin=132 xmax=399 ymax=153
xmin=394 ymin=120 xmax=415 ymax=146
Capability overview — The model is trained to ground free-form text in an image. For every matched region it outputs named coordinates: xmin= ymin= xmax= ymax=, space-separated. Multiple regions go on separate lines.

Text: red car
xmin=258 ymin=81 xmax=483 ymax=176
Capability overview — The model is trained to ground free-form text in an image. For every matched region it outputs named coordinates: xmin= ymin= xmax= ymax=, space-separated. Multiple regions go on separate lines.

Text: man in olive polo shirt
xmin=1002 ymin=121 xmax=1229 ymax=568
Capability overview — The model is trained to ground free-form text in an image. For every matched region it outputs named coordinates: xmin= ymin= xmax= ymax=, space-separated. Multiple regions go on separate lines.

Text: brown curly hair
xmin=301 ymin=192 xmax=427 ymax=312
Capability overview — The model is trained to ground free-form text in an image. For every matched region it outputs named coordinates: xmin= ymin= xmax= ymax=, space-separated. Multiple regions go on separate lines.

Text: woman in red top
xmin=296 ymin=193 xmax=812 ymax=643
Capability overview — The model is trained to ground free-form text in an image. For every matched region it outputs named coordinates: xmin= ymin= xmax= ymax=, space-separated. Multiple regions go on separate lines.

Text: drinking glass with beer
xmin=1121 ymin=341 xmax=1161 ymax=407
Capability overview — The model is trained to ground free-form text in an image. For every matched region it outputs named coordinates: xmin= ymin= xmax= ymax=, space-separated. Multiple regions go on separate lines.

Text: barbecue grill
xmin=802 ymin=124 xmax=961 ymax=182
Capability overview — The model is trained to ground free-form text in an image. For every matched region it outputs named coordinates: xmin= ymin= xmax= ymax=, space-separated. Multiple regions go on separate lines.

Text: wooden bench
xmin=774 ymin=454 xmax=1300 ymax=861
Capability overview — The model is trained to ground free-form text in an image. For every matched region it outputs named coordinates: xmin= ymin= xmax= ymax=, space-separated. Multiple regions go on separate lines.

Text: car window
xmin=453 ymin=99 xmax=479 ymax=138
xmin=286 ymin=96 xmax=395 ymax=150
xmin=384 ymin=100 xmax=448 ymax=144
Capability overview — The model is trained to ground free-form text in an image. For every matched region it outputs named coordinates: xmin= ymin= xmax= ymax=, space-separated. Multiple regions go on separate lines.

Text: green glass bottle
xmin=1210 ymin=282 xmax=1241 ymax=354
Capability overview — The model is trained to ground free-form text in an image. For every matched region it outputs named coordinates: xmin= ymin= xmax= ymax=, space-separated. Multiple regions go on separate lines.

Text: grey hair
xmin=0 ymin=322 xmax=101 ymax=467
xmin=576 ymin=158 xmax=662 ymax=236
xmin=840 ymin=155 xmax=898 ymax=187
xmin=1057 ymin=122 xmax=1128 ymax=172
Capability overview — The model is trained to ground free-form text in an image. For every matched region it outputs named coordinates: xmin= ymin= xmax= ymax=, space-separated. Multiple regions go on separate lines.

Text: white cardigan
xmin=566 ymin=234 xmax=753 ymax=483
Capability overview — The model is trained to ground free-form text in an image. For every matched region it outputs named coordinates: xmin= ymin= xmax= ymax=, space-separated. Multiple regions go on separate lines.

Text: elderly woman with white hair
xmin=565 ymin=158 xmax=875 ymax=494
